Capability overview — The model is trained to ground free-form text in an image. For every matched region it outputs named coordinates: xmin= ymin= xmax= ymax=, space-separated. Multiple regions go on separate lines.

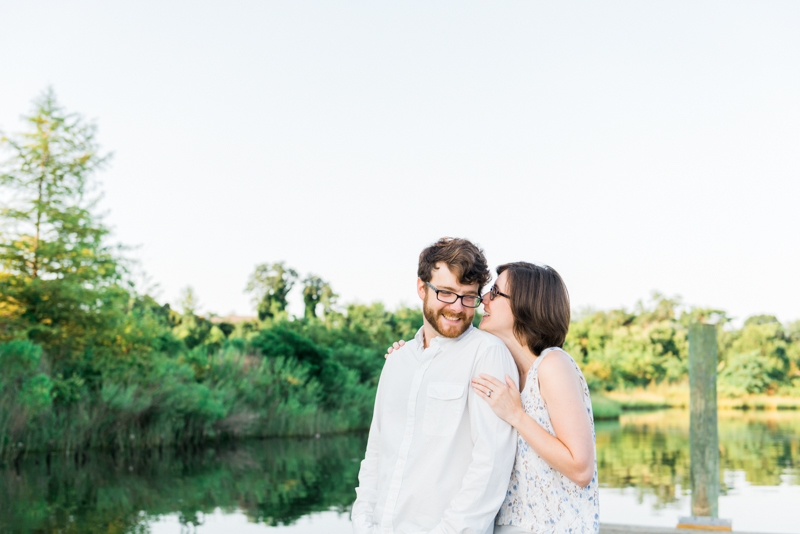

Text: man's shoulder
xmin=467 ymin=328 xmax=511 ymax=353
xmin=383 ymin=340 xmax=418 ymax=370
xmin=465 ymin=329 xmax=519 ymax=380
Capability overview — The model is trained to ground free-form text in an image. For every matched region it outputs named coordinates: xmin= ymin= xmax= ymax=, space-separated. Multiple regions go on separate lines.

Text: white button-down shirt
xmin=352 ymin=325 xmax=519 ymax=534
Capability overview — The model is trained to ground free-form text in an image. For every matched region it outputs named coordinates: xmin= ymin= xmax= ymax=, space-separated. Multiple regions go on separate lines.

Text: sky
xmin=1 ymin=1 xmax=798 ymax=325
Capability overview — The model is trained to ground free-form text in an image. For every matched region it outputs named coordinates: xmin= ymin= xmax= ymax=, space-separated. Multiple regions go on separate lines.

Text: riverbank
xmin=4 ymin=410 xmax=798 ymax=533
xmin=602 ymin=383 xmax=800 ymax=413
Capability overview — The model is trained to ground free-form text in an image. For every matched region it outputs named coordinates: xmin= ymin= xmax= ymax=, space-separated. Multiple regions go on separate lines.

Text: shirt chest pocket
xmin=422 ymin=382 xmax=466 ymax=436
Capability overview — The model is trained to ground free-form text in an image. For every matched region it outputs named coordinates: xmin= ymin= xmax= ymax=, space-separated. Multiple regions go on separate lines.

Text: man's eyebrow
xmin=439 ymin=285 xmax=480 ymax=296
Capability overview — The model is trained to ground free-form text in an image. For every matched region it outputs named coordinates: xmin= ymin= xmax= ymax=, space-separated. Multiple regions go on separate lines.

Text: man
xmin=352 ymin=237 xmax=519 ymax=534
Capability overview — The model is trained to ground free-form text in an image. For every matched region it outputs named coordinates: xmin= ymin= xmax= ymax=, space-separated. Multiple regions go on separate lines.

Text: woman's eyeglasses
xmin=489 ymin=284 xmax=511 ymax=301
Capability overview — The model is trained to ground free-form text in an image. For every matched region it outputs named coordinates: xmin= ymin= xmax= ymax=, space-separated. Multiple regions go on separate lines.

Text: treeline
xmin=2 ymin=91 xmax=799 ymax=461
xmin=566 ymin=296 xmax=800 ymax=396
xmin=0 ymin=90 xmax=422 ymax=460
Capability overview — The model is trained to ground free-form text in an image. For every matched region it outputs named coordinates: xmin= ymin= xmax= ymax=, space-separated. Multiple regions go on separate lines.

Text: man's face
xmin=417 ymin=262 xmax=480 ymax=339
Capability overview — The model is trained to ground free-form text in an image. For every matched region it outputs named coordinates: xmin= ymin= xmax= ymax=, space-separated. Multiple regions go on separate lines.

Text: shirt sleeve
xmin=429 ymin=343 xmax=520 ymax=534
xmin=351 ymin=363 xmax=388 ymax=534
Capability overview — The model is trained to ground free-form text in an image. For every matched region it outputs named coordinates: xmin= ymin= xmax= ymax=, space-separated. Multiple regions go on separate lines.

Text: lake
xmin=1 ymin=409 xmax=797 ymax=533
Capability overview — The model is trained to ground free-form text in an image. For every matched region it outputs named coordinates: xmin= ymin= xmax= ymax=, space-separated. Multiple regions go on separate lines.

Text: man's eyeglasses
xmin=489 ymin=284 xmax=511 ymax=301
xmin=426 ymin=282 xmax=482 ymax=308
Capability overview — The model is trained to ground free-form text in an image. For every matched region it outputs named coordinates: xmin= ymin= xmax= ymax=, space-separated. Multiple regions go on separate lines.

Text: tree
xmin=302 ymin=275 xmax=338 ymax=319
xmin=245 ymin=262 xmax=298 ymax=320
xmin=319 ymin=284 xmax=339 ymax=318
xmin=177 ymin=286 xmax=201 ymax=315
xmin=719 ymin=317 xmax=791 ymax=395
xmin=0 ymin=88 xmax=122 ymax=351
xmin=743 ymin=314 xmax=780 ymax=327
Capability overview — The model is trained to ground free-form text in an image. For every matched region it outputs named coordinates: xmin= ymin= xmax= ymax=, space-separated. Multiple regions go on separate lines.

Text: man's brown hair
xmin=418 ymin=237 xmax=491 ymax=290
xmin=497 ymin=262 xmax=570 ymax=356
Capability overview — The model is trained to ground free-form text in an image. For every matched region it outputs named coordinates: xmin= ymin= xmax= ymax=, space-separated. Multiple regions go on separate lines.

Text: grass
xmin=718 ymin=395 xmax=800 ymax=410
xmin=602 ymin=382 xmax=800 ymax=411
xmin=591 ymin=394 xmax=622 ymax=420
xmin=604 ymin=383 xmax=686 ymax=410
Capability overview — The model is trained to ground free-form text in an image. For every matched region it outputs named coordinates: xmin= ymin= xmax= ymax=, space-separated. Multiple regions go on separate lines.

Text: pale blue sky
xmin=1 ymin=1 xmax=798 ymax=324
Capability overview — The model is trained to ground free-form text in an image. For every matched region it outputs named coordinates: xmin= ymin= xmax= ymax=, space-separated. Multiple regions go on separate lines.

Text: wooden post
xmin=678 ymin=324 xmax=730 ymax=531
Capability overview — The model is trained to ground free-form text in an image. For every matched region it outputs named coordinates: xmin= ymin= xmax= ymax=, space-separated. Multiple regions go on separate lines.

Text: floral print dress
xmin=495 ymin=347 xmax=600 ymax=534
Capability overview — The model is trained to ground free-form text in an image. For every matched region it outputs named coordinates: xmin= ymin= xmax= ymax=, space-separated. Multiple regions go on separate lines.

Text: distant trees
xmin=2 ymin=89 xmax=799 ymax=462
xmin=177 ymin=286 xmax=201 ymax=315
xmin=719 ymin=316 xmax=794 ymax=395
xmin=245 ymin=262 xmax=298 ymax=320
xmin=302 ymin=274 xmax=338 ymax=319
xmin=244 ymin=266 xmax=340 ymax=320
xmin=565 ymin=293 xmax=800 ymax=395
xmin=0 ymin=90 xmax=415 ymax=460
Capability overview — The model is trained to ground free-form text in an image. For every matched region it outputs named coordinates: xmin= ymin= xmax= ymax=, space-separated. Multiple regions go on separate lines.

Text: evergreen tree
xmin=0 ymin=88 xmax=122 ymax=353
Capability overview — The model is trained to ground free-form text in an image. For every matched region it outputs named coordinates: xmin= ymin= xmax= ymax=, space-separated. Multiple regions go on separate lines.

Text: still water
xmin=1 ymin=410 xmax=798 ymax=533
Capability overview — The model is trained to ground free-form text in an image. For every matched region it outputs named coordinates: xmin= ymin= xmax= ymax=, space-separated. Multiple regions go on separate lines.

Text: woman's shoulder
xmin=536 ymin=348 xmax=579 ymax=379
xmin=536 ymin=348 xmax=590 ymax=404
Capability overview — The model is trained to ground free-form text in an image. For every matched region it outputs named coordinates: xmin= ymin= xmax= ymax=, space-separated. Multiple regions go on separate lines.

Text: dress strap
xmin=533 ymin=347 xmax=562 ymax=371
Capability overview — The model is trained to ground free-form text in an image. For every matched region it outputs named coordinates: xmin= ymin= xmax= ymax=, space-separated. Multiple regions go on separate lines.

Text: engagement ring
xmin=487 ymin=390 xmax=492 ymax=398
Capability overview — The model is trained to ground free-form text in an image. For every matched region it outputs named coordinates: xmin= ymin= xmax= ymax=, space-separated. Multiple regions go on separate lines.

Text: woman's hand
xmin=384 ymin=339 xmax=405 ymax=359
xmin=471 ymin=374 xmax=524 ymax=428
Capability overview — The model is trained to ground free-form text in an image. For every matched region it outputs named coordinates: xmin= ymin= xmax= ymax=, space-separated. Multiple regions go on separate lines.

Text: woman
xmin=387 ymin=262 xmax=599 ymax=534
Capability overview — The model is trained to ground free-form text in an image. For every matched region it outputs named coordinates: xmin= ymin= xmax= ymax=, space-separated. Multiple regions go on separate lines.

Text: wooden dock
xmin=600 ymin=524 xmax=787 ymax=534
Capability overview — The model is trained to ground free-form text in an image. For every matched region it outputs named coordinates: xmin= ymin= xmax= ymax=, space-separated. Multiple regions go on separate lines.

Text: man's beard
xmin=423 ymin=294 xmax=472 ymax=339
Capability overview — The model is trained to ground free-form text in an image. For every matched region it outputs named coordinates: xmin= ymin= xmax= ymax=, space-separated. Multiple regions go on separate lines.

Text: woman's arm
xmin=471 ymin=351 xmax=595 ymax=487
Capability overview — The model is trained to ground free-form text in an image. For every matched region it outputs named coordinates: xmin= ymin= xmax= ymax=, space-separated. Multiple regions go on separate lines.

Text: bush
xmin=591 ymin=394 xmax=622 ymax=420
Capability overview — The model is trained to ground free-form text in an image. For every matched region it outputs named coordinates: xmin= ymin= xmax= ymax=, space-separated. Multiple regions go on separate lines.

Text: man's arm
xmin=351 ymin=363 xmax=388 ymax=534
xmin=429 ymin=344 xmax=519 ymax=534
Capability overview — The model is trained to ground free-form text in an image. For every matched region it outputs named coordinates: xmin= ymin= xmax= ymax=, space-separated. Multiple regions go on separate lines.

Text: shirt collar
xmin=413 ymin=324 xmax=475 ymax=350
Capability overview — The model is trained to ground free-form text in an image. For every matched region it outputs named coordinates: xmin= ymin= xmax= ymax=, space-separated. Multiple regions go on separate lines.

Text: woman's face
xmin=479 ymin=271 xmax=515 ymax=338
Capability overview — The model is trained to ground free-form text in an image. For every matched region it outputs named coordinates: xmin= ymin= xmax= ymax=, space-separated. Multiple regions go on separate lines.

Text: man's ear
xmin=417 ymin=278 xmax=426 ymax=301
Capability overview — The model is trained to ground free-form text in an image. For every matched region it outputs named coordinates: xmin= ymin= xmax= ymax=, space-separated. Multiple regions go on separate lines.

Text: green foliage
xmin=176 ymin=286 xmax=201 ymax=315
xmin=787 ymin=320 xmax=800 ymax=344
xmin=172 ymin=312 xmax=214 ymax=349
xmin=0 ymin=339 xmax=42 ymax=376
xmin=0 ymin=341 xmax=53 ymax=456
xmin=2 ymin=89 xmax=799 ymax=464
xmin=301 ymin=274 xmax=338 ymax=319
xmin=719 ymin=320 xmax=795 ymax=395
xmin=567 ymin=293 xmax=800 ymax=395
xmin=0 ymin=92 xmax=389 ymax=459
xmin=566 ymin=295 xmax=687 ymax=390
xmin=245 ymin=262 xmax=298 ymax=320
xmin=0 ymin=89 xmax=123 ymax=356
xmin=590 ymin=393 xmax=622 ymax=420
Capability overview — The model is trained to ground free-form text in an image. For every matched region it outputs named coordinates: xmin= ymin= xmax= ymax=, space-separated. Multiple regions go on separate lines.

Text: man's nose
xmin=448 ymin=299 xmax=465 ymax=313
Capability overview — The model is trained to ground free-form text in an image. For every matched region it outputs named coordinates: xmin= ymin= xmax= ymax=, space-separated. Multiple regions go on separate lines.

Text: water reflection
xmin=0 ymin=410 xmax=798 ymax=532
xmin=596 ymin=409 xmax=800 ymax=508
xmin=0 ymin=435 xmax=367 ymax=532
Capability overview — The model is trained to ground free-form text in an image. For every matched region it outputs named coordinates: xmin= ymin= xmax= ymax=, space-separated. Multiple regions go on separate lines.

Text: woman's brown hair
xmin=497 ymin=262 xmax=570 ymax=356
